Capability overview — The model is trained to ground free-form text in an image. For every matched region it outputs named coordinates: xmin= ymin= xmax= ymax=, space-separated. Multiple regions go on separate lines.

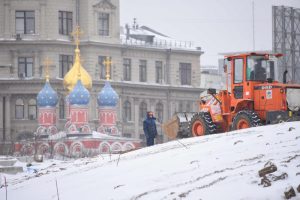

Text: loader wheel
xmin=232 ymin=110 xmax=262 ymax=130
xmin=189 ymin=112 xmax=217 ymax=137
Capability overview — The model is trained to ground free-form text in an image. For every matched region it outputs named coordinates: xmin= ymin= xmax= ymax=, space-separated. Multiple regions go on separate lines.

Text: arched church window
xmin=123 ymin=101 xmax=131 ymax=122
xmin=155 ymin=102 xmax=163 ymax=123
xmin=15 ymin=98 xmax=24 ymax=119
xmin=139 ymin=101 xmax=147 ymax=121
xmin=28 ymin=99 xmax=37 ymax=120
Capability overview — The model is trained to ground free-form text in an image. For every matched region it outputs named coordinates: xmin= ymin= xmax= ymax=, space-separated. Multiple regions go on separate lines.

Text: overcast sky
xmin=120 ymin=0 xmax=300 ymax=66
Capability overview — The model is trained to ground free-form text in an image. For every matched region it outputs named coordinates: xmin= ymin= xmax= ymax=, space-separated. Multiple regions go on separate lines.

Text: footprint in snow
xmin=234 ymin=140 xmax=243 ymax=145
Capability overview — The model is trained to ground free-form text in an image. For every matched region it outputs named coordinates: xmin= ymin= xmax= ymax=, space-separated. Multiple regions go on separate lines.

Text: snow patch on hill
xmin=0 ymin=122 xmax=300 ymax=200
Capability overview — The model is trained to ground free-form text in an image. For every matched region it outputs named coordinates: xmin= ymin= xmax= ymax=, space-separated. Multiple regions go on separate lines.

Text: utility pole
xmin=252 ymin=1 xmax=255 ymax=51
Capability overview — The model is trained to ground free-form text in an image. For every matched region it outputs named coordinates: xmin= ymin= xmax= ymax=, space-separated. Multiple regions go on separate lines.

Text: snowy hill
xmin=1 ymin=122 xmax=300 ymax=200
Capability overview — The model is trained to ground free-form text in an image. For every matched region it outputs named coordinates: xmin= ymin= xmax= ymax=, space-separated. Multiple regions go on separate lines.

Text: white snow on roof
xmin=121 ymin=26 xmax=198 ymax=51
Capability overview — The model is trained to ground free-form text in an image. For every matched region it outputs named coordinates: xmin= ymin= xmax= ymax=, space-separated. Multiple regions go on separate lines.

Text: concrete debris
xmin=258 ymin=162 xmax=277 ymax=177
xmin=284 ymin=186 xmax=296 ymax=199
xmin=268 ymin=173 xmax=288 ymax=181
xmin=261 ymin=176 xmax=272 ymax=187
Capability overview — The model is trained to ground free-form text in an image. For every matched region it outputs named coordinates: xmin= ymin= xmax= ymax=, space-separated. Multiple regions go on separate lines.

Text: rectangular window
xmin=234 ymin=59 xmax=243 ymax=83
xmin=98 ymin=56 xmax=112 ymax=79
xmin=139 ymin=60 xmax=147 ymax=82
xmin=59 ymin=55 xmax=73 ymax=78
xmin=155 ymin=61 xmax=163 ymax=84
xmin=16 ymin=11 xmax=35 ymax=34
xmin=98 ymin=13 xmax=109 ymax=36
xmin=180 ymin=63 xmax=191 ymax=85
xmin=59 ymin=11 xmax=73 ymax=35
xmin=18 ymin=57 xmax=33 ymax=78
xmin=123 ymin=58 xmax=131 ymax=81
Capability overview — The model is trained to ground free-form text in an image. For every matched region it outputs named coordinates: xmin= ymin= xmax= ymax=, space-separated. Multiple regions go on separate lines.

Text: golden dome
xmin=63 ymin=26 xmax=92 ymax=93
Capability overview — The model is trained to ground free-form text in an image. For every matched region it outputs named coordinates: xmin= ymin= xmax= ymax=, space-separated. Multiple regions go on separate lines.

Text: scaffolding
xmin=272 ymin=6 xmax=300 ymax=84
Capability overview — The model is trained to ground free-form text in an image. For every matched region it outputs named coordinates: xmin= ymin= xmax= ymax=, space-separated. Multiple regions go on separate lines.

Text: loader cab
xmin=225 ymin=53 xmax=281 ymax=110
xmin=246 ymin=55 xmax=279 ymax=83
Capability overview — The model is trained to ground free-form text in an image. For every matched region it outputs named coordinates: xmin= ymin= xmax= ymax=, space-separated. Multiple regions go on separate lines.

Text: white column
xmin=39 ymin=2 xmax=46 ymax=39
xmin=4 ymin=2 xmax=11 ymax=38
xmin=0 ymin=96 xmax=3 ymax=141
xmin=34 ymin=51 xmax=40 ymax=78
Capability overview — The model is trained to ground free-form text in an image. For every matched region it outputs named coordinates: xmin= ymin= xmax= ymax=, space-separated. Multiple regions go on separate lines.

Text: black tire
xmin=189 ymin=112 xmax=217 ymax=137
xmin=232 ymin=110 xmax=262 ymax=130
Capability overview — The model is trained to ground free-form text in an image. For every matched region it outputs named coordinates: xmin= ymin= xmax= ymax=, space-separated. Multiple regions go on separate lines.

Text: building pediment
xmin=93 ymin=0 xmax=116 ymax=10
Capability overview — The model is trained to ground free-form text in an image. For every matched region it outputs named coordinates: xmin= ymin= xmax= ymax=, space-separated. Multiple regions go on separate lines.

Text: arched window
xmin=178 ymin=102 xmax=183 ymax=112
xmin=28 ymin=99 xmax=37 ymax=120
xmin=139 ymin=101 xmax=147 ymax=121
xmin=59 ymin=98 xmax=65 ymax=119
xmin=15 ymin=98 xmax=24 ymax=119
xmin=186 ymin=103 xmax=191 ymax=112
xmin=155 ymin=102 xmax=163 ymax=123
xmin=123 ymin=100 xmax=131 ymax=122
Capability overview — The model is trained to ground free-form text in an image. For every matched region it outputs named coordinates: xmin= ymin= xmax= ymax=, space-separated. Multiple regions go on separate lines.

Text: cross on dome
xmin=103 ymin=57 xmax=112 ymax=81
xmin=72 ymin=25 xmax=83 ymax=50
xmin=43 ymin=57 xmax=52 ymax=82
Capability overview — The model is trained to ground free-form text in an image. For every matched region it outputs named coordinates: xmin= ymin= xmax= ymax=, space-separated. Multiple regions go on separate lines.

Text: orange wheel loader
xmin=162 ymin=52 xmax=300 ymax=139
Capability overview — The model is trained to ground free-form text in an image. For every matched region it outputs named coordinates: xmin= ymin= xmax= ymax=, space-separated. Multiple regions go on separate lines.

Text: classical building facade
xmin=0 ymin=0 xmax=203 ymax=147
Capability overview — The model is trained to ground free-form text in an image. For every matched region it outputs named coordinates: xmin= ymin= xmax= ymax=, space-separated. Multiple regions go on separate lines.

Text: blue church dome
xmin=37 ymin=81 xmax=58 ymax=107
xmin=69 ymin=80 xmax=90 ymax=105
xmin=97 ymin=81 xmax=119 ymax=107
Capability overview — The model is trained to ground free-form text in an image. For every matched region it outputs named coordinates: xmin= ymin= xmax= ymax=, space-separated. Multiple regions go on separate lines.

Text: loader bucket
xmin=162 ymin=116 xmax=179 ymax=139
xmin=162 ymin=112 xmax=196 ymax=139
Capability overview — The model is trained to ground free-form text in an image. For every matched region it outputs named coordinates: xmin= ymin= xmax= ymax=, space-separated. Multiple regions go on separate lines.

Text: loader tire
xmin=232 ymin=110 xmax=262 ymax=130
xmin=189 ymin=112 xmax=217 ymax=137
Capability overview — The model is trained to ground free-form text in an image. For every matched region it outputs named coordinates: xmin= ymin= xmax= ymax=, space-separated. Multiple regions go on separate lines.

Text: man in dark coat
xmin=250 ymin=61 xmax=266 ymax=81
xmin=143 ymin=111 xmax=158 ymax=146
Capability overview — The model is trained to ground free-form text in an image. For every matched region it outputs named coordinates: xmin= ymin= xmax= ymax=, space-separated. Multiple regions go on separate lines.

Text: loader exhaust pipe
xmin=283 ymin=70 xmax=288 ymax=84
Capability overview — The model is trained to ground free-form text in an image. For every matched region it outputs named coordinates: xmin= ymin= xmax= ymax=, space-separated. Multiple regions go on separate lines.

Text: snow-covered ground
xmin=1 ymin=122 xmax=300 ymax=200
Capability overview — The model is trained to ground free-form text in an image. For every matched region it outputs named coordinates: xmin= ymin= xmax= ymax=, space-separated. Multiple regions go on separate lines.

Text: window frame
xmin=180 ymin=63 xmax=192 ymax=85
xmin=28 ymin=99 xmax=37 ymax=120
xmin=123 ymin=58 xmax=131 ymax=81
xmin=139 ymin=60 xmax=147 ymax=82
xmin=15 ymin=98 xmax=24 ymax=119
xmin=59 ymin=11 xmax=73 ymax=35
xmin=234 ymin=58 xmax=244 ymax=84
xmin=123 ymin=100 xmax=131 ymax=122
xmin=139 ymin=102 xmax=147 ymax=122
xmin=98 ymin=12 xmax=109 ymax=36
xmin=59 ymin=55 xmax=73 ymax=78
xmin=18 ymin=57 xmax=33 ymax=78
xmin=155 ymin=102 xmax=163 ymax=123
xmin=155 ymin=61 xmax=163 ymax=84
xmin=15 ymin=11 xmax=35 ymax=34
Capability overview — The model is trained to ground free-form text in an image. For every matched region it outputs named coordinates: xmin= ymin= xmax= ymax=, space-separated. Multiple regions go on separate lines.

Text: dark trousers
xmin=146 ymin=137 xmax=155 ymax=146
